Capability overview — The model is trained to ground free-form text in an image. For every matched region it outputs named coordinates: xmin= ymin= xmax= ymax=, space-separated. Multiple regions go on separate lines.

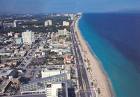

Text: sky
xmin=0 ymin=0 xmax=140 ymax=14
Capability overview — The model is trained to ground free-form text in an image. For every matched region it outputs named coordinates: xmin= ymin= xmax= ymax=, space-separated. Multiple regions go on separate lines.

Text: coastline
xmin=74 ymin=15 xmax=114 ymax=97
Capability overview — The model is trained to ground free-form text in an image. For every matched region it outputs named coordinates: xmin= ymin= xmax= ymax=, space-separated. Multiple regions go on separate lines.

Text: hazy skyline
xmin=0 ymin=0 xmax=140 ymax=14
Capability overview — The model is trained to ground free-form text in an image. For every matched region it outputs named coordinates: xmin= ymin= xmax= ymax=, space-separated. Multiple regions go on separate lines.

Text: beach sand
xmin=74 ymin=16 xmax=113 ymax=97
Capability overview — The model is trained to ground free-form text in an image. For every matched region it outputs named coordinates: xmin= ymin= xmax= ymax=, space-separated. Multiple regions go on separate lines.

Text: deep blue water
xmin=79 ymin=13 xmax=140 ymax=97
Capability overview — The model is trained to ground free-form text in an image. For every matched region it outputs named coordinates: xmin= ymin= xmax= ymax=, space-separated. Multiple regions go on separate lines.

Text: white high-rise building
xmin=22 ymin=30 xmax=35 ymax=45
xmin=13 ymin=20 xmax=17 ymax=27
xmin=44 ymin=20 xmax=52 ymax=27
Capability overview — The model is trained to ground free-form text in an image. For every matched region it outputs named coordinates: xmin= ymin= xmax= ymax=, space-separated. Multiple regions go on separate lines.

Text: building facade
xmin=22 ymin=30 xmax=35 ymax=45
xmin=44 ymin=20 xmax=52 ymax=27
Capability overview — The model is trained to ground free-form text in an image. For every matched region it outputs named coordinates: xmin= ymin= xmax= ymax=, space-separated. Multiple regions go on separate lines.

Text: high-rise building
xmin=13 ymin=20 xmax=17 ymax=27
xmin=44 ymin=20 xmax=52 ymax=27
xmin=22 ymin=30 xmax=35 ymax=45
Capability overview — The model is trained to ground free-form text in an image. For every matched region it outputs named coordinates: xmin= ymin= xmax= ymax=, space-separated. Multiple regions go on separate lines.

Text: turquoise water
xmin=79 ymin=14 xmax=140 ymax=97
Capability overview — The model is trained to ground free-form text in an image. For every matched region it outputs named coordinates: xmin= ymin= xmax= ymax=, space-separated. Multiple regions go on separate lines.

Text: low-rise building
xmin=58 ymin=29 xmax=70 ymax=36
xmin=63 ymin=21 xmax=69 ymax=26
xmin=64 ymin=54 xmax=74 ymax=64
xmin=15 ymin=37 xmax=23 ymax=45
xmin=41 ymin=69 xmax=65 ymax=78
xmin=34 ymin=51 xmax=45 ymax=58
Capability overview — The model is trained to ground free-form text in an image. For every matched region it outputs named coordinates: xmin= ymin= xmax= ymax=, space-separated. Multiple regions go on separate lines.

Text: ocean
xmin=79 ymin=13 xmax=140 ymax=97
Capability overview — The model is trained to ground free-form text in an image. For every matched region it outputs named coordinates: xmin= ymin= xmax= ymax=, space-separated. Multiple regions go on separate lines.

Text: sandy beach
xmin=74 ymin=16 xmax=113 ymax=97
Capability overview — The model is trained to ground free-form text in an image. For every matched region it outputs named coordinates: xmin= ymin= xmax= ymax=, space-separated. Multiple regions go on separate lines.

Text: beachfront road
xmin=71 ymin=24 xmax=95 ymax=97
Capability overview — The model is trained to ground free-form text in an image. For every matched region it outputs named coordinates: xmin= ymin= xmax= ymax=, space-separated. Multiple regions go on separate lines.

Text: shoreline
xmin=86 ymin=41 xmax=115 ymax=97
xmin=74 ymin=15 xmax=114 ymax=97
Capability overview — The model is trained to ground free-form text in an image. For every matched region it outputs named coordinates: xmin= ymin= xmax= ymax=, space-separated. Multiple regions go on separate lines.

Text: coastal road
xmin=71 ymin=23 xmax=95 ymax=97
